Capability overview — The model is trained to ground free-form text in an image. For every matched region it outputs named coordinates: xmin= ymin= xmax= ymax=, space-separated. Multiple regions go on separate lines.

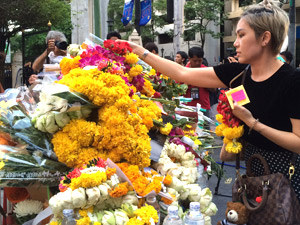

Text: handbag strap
xmin=229 ymin=64 xmax=250 ymax=88
xmin=246 ymin=154 xmax=270 ymax=176
xmin=241 ymin=181 xmax=269 ymax=212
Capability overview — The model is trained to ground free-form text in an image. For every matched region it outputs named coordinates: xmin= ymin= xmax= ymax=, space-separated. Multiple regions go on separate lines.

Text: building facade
xmin=223 ymin=0 xmax=300 ymax=65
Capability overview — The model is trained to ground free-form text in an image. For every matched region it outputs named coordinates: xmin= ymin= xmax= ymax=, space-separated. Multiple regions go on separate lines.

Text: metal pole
xmin=135 ymin=0 xmax=141 ymax=35
xmin=288 ymin=0 xmax=295 ymax=67
xmin=21 ymin=29 xmax=25 ymax=85
xmin=173 ymin=0 xmax=182 ymax=54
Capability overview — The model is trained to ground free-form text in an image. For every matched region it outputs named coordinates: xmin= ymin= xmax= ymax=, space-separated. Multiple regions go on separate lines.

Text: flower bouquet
xmin=215 ymin=90 xmax=244 ymax=154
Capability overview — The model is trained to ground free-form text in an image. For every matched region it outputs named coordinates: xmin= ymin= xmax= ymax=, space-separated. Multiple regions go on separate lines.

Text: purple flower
xmin=132 ymin=75 xmax=145 ymax=91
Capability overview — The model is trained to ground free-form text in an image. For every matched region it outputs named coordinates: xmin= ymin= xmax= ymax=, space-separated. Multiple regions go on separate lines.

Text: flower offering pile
xmin=49 ymin=158 xmax=159 ymax=225
xmin=0 ymin=38 xmax=221 ymax=225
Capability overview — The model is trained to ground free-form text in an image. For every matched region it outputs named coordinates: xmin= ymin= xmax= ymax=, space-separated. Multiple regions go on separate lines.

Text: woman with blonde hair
xmin=120 ymin=0 xmax=300 ymax=202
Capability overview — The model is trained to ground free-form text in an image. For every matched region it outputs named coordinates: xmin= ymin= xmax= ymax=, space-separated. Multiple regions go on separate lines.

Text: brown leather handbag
xmin=232 ymin=154 xmax=300 ymax=225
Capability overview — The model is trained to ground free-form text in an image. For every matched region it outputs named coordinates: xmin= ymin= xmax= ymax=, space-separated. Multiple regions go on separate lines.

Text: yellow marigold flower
xmin=160 ymin=122 xmax=173 ymax=135
xmin=94 ymin=222 xmax=101 ymax=225
xmin=60 ymin=56 xmax=80 ymax=75
xmin=125 ymin=53 xmax=139 ymax=64
xmin=160 ymin=74 xmax=169 ymax=80
xmin=106 ymin=167 xmax=117 ymax=179
xmin=216 ymin=114 xmax=224 ymax=123
xmin=163 ymin=174 xmax=172 ymax=186
xmin=70 ymin=171 xmax=107 ymax=190
xmin=49 ymin=221 xmax=59 ymax=225
xmin=128 ymin=65 xmax=143 ymax=77
xmin=76 ymin=217 xmax=91 ymax=225
xmin=223 ymin=137 xmax=231 ymax=144
xmin=134 ymin=204 xmax=159 ymax=224
xmin=126 ymin=218 xmax=144 ymax=225
xmin=223 ymin=126 xmax=244 ymax=140
xmin=142 ymin=79 xmax=156 ymax=97
xmin=215 ymin=123 xmax=226 ymax=136
xmin=149 ymin=69 xmax=156 ymax=76
xmin=225 ymin=141 xmax=243 ymax=154
xmin=79 ymin=207 xmax=94 ymax=217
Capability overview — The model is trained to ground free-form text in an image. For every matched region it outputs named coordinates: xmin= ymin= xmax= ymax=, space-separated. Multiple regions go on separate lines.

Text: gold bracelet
xmin=248 ymin=118 xmax=259 ymax=135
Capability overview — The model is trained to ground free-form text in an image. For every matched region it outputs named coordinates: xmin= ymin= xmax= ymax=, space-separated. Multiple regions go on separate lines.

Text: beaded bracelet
xmin=248 ymin=118 xmax=259 ymax=135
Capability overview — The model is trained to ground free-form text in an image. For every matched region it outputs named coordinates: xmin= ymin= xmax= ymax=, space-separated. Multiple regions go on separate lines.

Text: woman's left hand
xmin=232 ymin=101 xmax=254 ymax=126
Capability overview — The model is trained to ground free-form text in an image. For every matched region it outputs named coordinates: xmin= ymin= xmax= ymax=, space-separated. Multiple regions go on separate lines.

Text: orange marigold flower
xmin=163 ymin=175 xmax=173 ymax=186
xmin=105 ymin=167 xmax=117 ymax=179
xmin=109 ymin=182 xmax=129 ymax=198
xmin=161 ymin=194 xmax=175 ymax=205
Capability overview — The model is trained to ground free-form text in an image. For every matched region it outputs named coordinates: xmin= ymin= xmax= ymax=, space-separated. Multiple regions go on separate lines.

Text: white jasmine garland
xmin=81 ymin=166 xmax=106 ymax=174
xmin=13 ymin=199 xmax=43 ymax=217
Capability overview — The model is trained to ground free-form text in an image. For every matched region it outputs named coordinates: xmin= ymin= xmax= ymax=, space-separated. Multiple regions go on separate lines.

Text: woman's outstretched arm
xmin=120 ymin=41 xmax=226 ymax=89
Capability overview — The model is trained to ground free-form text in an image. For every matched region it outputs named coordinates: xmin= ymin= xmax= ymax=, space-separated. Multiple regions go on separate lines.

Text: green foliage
xmin=0 ymin=0 xmax=72 ymax=82
xmin=184 ymin=0 xmax=226 ymax=48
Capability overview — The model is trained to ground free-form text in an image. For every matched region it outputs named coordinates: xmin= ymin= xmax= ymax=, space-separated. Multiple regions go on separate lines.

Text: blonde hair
xmin=241 ymin=0 xmax=289 ymax=54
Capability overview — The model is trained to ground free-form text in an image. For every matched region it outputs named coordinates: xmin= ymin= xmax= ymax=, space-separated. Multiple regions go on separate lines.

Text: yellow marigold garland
xmin=70 ymin=171 xmax=107 ymax=190
xmin=52 ymin=119 xmax=104 ymax=168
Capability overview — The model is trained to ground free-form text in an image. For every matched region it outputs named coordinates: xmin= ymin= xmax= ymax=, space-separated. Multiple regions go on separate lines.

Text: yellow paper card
xmin=225 ymin=85 xmax=250 ymax=109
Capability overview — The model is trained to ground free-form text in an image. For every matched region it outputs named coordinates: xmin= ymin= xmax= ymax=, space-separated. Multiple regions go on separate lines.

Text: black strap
xmin=229 ymin=64 xmax=250 ymax=88
xmin=0 ymin=205 xmax=6 ymax=218
xmin=291 ymin=152 xmax=298 ymax=165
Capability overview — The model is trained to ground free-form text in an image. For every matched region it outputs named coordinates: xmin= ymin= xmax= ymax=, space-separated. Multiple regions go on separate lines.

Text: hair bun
xmin=261 ymin=0 xmax=281 ymax=8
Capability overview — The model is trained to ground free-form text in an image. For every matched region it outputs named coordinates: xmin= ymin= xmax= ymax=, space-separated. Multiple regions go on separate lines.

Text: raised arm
xmin=32 ymin=50 xmax=48 ymax=72
xmin=123 ymin=41 xmax=226 ymax=89
xmin=32 ymin=39 xmax=55 ymax=73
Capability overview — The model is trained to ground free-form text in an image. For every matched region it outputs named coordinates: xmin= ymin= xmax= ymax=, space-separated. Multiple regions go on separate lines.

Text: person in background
xmin=32 ymin=30 xmax=67 ymax=73
xmin=0 ymin=52 xmax=6 ymax=92
xmin=30 ymin=31 xmax=67 ymax=85
xmin=280 ymin=50 xmax=293 ymax=65
xmin=120 ymin=0 xmax=300 ymax=202
xmin=106 ymin=31 xmax=121 ymax=40
xmin=144 ymin=42 xmax=159 ymax=55
xmin=184 ymin=47 xmax=211 ymax=118
xmin=175 ymin=51 xmax=188 ymax=66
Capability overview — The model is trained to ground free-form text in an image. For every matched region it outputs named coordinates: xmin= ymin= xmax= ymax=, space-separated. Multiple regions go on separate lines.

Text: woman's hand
xmin=232 ymin=101 xmax=255 ymax=127
xmin=116 ymin=40 xmax=145 ymax=56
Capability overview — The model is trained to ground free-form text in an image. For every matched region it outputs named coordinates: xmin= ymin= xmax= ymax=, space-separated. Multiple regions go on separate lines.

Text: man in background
xmin=144 ymin=42 xmax=159 ymax=55
xmin=106 ymin=31 xmax=121 ymax=40
xmin=175 ymin=51 xmax=188 ymax=66
xmin=184 ymin=47 xmax=211 ymax=118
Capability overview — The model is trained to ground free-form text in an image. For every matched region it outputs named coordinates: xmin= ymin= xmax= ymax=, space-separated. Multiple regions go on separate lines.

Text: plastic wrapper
xmin=0 ymin=89 xmax=70 ymax=187
xmin=0 ymin=90 xmax=55 ymax=159
xmin=0 ymin=143 xmax=69 ymax=187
